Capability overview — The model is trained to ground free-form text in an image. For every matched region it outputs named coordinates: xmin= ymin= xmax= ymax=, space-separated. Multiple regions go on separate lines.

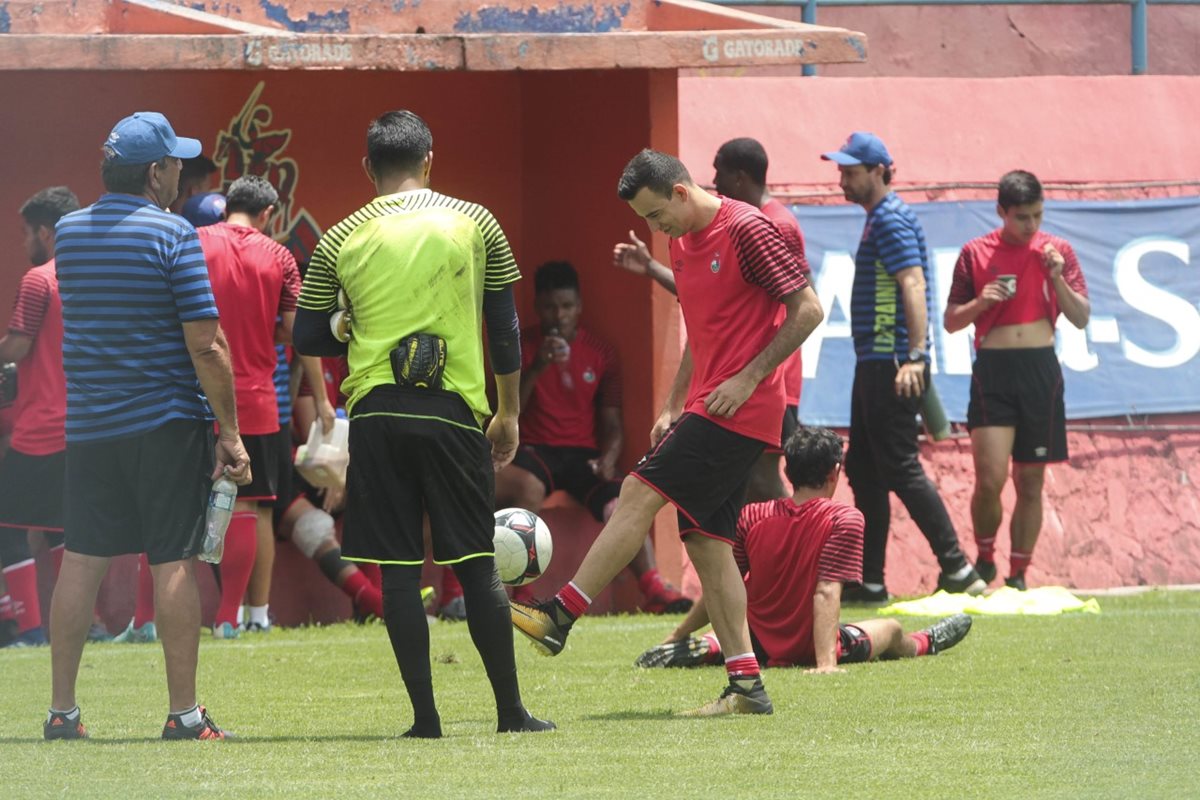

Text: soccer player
xmin=511 ymin=149 xmax=824 ymax=716
xmin=634 ymin=427 xmax=973 ymax=672
xmin=495 ymin=260 xmax=690 ymax=613
xmin=944 ymin=171 xmax=1090 ymax=590
xmin=613 ymin=138 xmax=809 ymax=504
xmin=196 ymin=175 xmax=304 ymax=638
xmin=822 ymin=132 xmax=985 ymax=603
xmin=47 ymin=111 xmax=250 ymax=740
xmin=0 ymin=186 xmax=80 ymax=649
xmin=294 ymin=109 xmax=552 ymax=737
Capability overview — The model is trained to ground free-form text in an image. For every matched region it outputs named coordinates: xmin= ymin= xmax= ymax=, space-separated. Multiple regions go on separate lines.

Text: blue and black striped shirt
xmin=54 ymin=194 xmax=219 ymax=443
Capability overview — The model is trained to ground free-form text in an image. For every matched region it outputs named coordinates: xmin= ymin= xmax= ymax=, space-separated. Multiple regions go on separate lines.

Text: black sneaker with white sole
xmin=922 ymin=613 xmax=973 ymax=655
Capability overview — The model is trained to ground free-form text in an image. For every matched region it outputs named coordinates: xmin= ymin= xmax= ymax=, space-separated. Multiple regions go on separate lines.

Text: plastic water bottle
xmin=199 ymin=474 xmax=238 ymax=563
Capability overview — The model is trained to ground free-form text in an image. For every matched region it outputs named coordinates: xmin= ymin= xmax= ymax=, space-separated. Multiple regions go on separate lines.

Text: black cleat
xmin=937 ymin=568 xmax=987 ymax=596
xmin=1005 ymin=574 xmax=1028 ymax=591
xmin=44 ymin=709 xmax=88 ymax=741
xmin=922 ymin=613 xmax=973 ymax=655
xmin=162 ymin=706 xmax=233 ymax=740
xmin=975 ymin=559 xmax=997 ymax=584
xmin=679 ymin=681 xmax=774 ymax=717
xmin=498 ymin=708 xmax=556 ymax=733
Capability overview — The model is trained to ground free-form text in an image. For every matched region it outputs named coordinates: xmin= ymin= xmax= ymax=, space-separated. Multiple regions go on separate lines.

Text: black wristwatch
xmin=906 ymin=348 xmax=927 ymax=364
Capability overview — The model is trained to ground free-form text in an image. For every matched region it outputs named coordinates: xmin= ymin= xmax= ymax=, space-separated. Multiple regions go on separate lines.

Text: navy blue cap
xmin=181 ymin=192 xmax=226 ymax=227
xmin=821 ymin=132 xmax=893 ymax=167
xmin=102 ymin=112 xmax=201 ymax=165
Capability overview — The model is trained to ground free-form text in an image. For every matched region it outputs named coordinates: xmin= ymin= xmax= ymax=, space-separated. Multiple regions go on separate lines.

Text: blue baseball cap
xmin=181 ymin=192 xmax=227 ymax=228
xmin=102 ymin=112 xmax=201 ymax=165
xmin=821 ymin=132 xmax=893 ymax=167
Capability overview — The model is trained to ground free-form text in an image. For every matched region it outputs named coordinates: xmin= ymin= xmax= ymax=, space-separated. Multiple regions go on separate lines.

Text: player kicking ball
xmin=635 ymin=427 xmax=973 ymax=673
xmin=511 ymin=149 xmax=824 ymax=716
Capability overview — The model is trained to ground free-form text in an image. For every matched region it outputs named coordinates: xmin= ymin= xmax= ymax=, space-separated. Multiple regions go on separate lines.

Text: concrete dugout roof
xmin=0 ymin=0 xmax=866 ymax=71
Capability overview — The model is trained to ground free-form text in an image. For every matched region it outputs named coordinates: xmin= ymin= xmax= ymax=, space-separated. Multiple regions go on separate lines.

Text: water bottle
xmin=199 ymin=474 xmax=238 ymax=563
xmin=547 ymin=328 xmax=573 ymax=390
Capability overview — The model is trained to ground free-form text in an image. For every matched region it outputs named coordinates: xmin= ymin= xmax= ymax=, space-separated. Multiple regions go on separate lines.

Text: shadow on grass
xmin=583 ymin=709 xmax=680 ymax=722
xmin=1 ymin=734 xmax=408 ymax=745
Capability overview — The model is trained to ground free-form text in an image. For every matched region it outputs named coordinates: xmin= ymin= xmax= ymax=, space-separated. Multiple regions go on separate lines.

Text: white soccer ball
xmin=493 ymin=507 xmax=553 ymax=586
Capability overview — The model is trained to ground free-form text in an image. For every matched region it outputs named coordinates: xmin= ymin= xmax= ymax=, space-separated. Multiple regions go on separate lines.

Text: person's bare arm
xmin=612 ymin=230 xmax=677 ymax=294
xmin=894 ymin=266 xmax=929 ymax=398
xmin=182 ymin=318 xmax=251 ymax=484
xmin=591 ymin=406 xmax=624 ymax=481
xmin=944 ymin=282 xmax=1010 ymax=333
xmin=651 ymin=343 xmax=693 ymax=446
xmin=298 ymin=354 xmax=336 ymax=434
xmin=664 ymin=594 xmax=710 ymax=644
xmin=1044 ymin=244 xmax=1091 ymax=329
xmin=0 ymin=333 xmax=33 ymax=363
xmin=808 ymin=580 xmax=846 ymax=674
xmin=275 ymin=310 xmax=296 ymax=345
xmin=488 ymin=369 xmax=520 ymax=471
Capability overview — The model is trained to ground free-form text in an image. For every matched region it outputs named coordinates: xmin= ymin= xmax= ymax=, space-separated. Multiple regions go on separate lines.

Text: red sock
xmin=358 ymin=561 xmax=382 ymax=591
xmin=555 ymin=582 xmax=591 ymax=619
xmin=975 ymin=535 xmax=997 ymax=562
xmin=133 ymin=553 xmax=156 ymax=627
xmin=637 ymin=567 xmax=665 ymax=597
xmin=701 ymin=631 xmax=722 ymax=659
xmin=213 ymin=511 xmax=258 ymax=626
xmin=911 ymin=631 xmax=932 ymax=657
xmin=50 ymin=544 xmax=65 ymax=577
xmin=725 ymin=653 xmax=761 ymax=682
xmin=342 ymin=569 xmax=384 ymax=618
xmin=1010 ymin=549 xmax=1033 ymax=576
xmin=2 ymin=559 xmax=42 ymax=634
xmin=441 ymin=565 xmax=463 ymax=601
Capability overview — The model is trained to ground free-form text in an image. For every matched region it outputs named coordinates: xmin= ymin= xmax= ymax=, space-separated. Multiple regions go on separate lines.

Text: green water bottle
xmin=920 ymin=377 xmax=951 ymax=442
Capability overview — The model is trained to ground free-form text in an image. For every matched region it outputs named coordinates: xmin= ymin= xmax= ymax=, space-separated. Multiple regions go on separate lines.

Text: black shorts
xmin=631 ymin=413 xmax=764 ymax=542
xmin=967 ymin=347 xmax=1067 ymax=463
xmin=836 ymin=623 xmax=874 ymax=664
xmin=238 ymin=431 xmax=281 ymax=502
xmin=511 ymin=444 xmax=621 ymax=522
xmin=764 ymin=404 xmax=800 ymax=456
xmin=64 ymin=419 xmax=213 ymax=565
xmin=271 ymin=426 xmax=296 ymax=520
xmin=344 ymin=386 xmax=494 ymax=565
xmin=0 ymin=448 xmax=65 ymax=531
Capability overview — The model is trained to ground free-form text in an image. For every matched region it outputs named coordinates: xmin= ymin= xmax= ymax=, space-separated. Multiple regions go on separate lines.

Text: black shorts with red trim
xmin=238 ymin=431 xmax=280 ymax=502
xmin=510 ymin=444 xmax=621 ymax=522
xmin=967 ymin=347 xmax=1067 ymax=463
xmin=0 ymin=448 xmax=65 ymax=531
xmin=631 ymin=412 xmax=764 ymax=542
xmin=343 ymin=386 xmax=495 ymax=565
xmin=763 ymin=404 xmax=799 ymax=456
xmin=836 ymin=623 xmax=873 ymax=664
xmin=64 ymin=419 xmax=213 ymax=565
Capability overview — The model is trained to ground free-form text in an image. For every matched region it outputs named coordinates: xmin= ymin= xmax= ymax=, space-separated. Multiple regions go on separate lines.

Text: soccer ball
xmin=493 ymin=508 xmax=553 ymax=586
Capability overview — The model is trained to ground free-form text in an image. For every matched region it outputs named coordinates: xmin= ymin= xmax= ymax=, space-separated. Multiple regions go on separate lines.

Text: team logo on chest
xmin=582 ymin=368 xmax=596 ymax=384
xmin=710 ymin=253 xmax=721 ymax=274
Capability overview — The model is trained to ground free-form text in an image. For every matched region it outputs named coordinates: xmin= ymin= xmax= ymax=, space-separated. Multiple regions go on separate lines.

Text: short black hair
xmin=715 ymin=137 xmax=768 ymax=185
xmin=20 ymin=186 xmax=80 ymax=229
xmin=783 ymin=426 xmax=844 ymax=489
xmin=617 ymin=149 xmax=691 ymax=201
xmin=534 ymin=260 xmax=580 ymax=294
xmin=367 ymin=110 xmax=433 ymax=177
xmin=180 ymin=155 xmax=217 ymax=183
xmin=101 ymin=156 xmax=169 ymax=195
xmin=998 ymin=170 xmax=1043 ymax=209
xmin=225 ymin=175 xmax=279 ymax=216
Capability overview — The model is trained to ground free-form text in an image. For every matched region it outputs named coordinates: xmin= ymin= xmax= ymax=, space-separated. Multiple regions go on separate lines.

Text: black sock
xmin=382 ymin=565 xmax=441 ymax=737
xmin=454 ymin=557 xmax=525 ymax=724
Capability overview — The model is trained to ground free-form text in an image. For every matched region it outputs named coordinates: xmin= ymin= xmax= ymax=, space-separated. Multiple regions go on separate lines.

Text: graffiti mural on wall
xmin=212 ymin=81 xmax=323 ymax=265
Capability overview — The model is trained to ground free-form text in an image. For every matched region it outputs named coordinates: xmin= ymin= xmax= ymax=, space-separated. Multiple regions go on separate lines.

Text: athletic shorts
xmin=271 ymin=425 xmax=295 ymax=518
xmin=64 ymin=419 xmax=213 ymax=565
xmin=0 ymin=448 xmax=65 ymax=531
xmin=510 ymin=444 xmax=621 ymax=522
xmin=764 ymin=404 xmax=800 ymax=456
xmin=836 ymin=623 xmax=873 ymax=664
xmin=967 ymin=347 xmax=1067 ymax=463
xmin=238 ymin=431 xmax=281 ymax=502
xmin=631 ymin=412 xmax=764 ymax=542
xmin=343 ymin=385 xmax=494 ymax=565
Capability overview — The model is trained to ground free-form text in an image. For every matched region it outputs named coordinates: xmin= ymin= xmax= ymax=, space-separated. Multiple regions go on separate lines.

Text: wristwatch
xmin=906 ymin=347 xmax=927 ymax=364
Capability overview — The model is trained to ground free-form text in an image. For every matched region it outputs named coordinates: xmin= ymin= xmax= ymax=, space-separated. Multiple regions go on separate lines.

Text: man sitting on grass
xmin=636 ymin=426 xmax=973 ymax=672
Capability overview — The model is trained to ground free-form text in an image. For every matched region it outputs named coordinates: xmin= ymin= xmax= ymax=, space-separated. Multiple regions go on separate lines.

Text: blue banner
xmin=793 ymin=196 xmax=1200 ymax=426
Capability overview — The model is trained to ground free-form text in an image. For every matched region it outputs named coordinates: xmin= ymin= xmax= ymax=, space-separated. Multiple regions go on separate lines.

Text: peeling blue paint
xmin=845 ymin=35 xmax=866 ymax=60
xmin=260 ymin=0 xmax=349 ymax=33
xmin=0 ymin=3 xmax=11 ymax=34
xmin=454 ymin=2 xmax=630 ymax=34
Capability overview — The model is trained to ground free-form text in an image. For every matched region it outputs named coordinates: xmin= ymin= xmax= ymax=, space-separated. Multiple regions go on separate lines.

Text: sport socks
xmin=172 ymin=705 xmax=203 ymax=728
xmin=1010 ymin=549 xmax=1032 ymax=577
xmin=911 ymin=631 xmax=932 ymax=657
xmin=725 ymin=652 xmax=761 ymax=691
xmin=975 ymin=535 xmax=997 ymax=563
xmin=247 ymin=605 xmax=270 ymax=627
xmin=213 ymin=511 xmax=257 ymax=627
xmin=554 ymin=582 xmax=590 ymax=622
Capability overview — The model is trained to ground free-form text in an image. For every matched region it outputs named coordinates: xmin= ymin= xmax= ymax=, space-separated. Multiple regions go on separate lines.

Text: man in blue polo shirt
xmin=822 ymin=133 xmax=984 ymax=602
xmin=45 ymin=112 xmax=251 ymax=742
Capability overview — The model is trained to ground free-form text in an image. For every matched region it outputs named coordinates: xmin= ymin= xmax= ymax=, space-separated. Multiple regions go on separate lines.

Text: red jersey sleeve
xmin=775 ymin=221 xmax=810 ymax=277
xmin=279 ymin=248 xmax=301 ymax=313
xmin=815 ymin=504 xmax=865 ymax=584
xmin=1056 ymin=239 xmax=1088 ymax=298
xmin=595 ymin=340 xmax=622 ymax=410
xmin=8 ymin=268 xmax=52 ymax=337
xmin=946 ymin=244 xmax=977 ymax=306
xmin=730 ymin=213 xmax=810 ymax=301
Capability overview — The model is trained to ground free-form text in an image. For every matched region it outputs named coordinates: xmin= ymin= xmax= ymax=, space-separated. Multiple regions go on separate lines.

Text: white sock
xmin=235 ymin=606 xmax=245 ymax=625
xmin=948 ymin=564 xmax=974 ymax=581
xmin=48 ymin=706 xmax=79 ymax=721
xmin=173 ymin=705 xmax=202 ymax=727
xmin=248 ymin=605 xmax=270 ymax=626
xmin=862 ymin=582 xmax=886 ymax=592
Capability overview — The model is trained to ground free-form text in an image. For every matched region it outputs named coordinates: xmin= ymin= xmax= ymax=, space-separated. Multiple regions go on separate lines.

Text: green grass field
xmin=3 ymin=591 xmax=1198 ymax=799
